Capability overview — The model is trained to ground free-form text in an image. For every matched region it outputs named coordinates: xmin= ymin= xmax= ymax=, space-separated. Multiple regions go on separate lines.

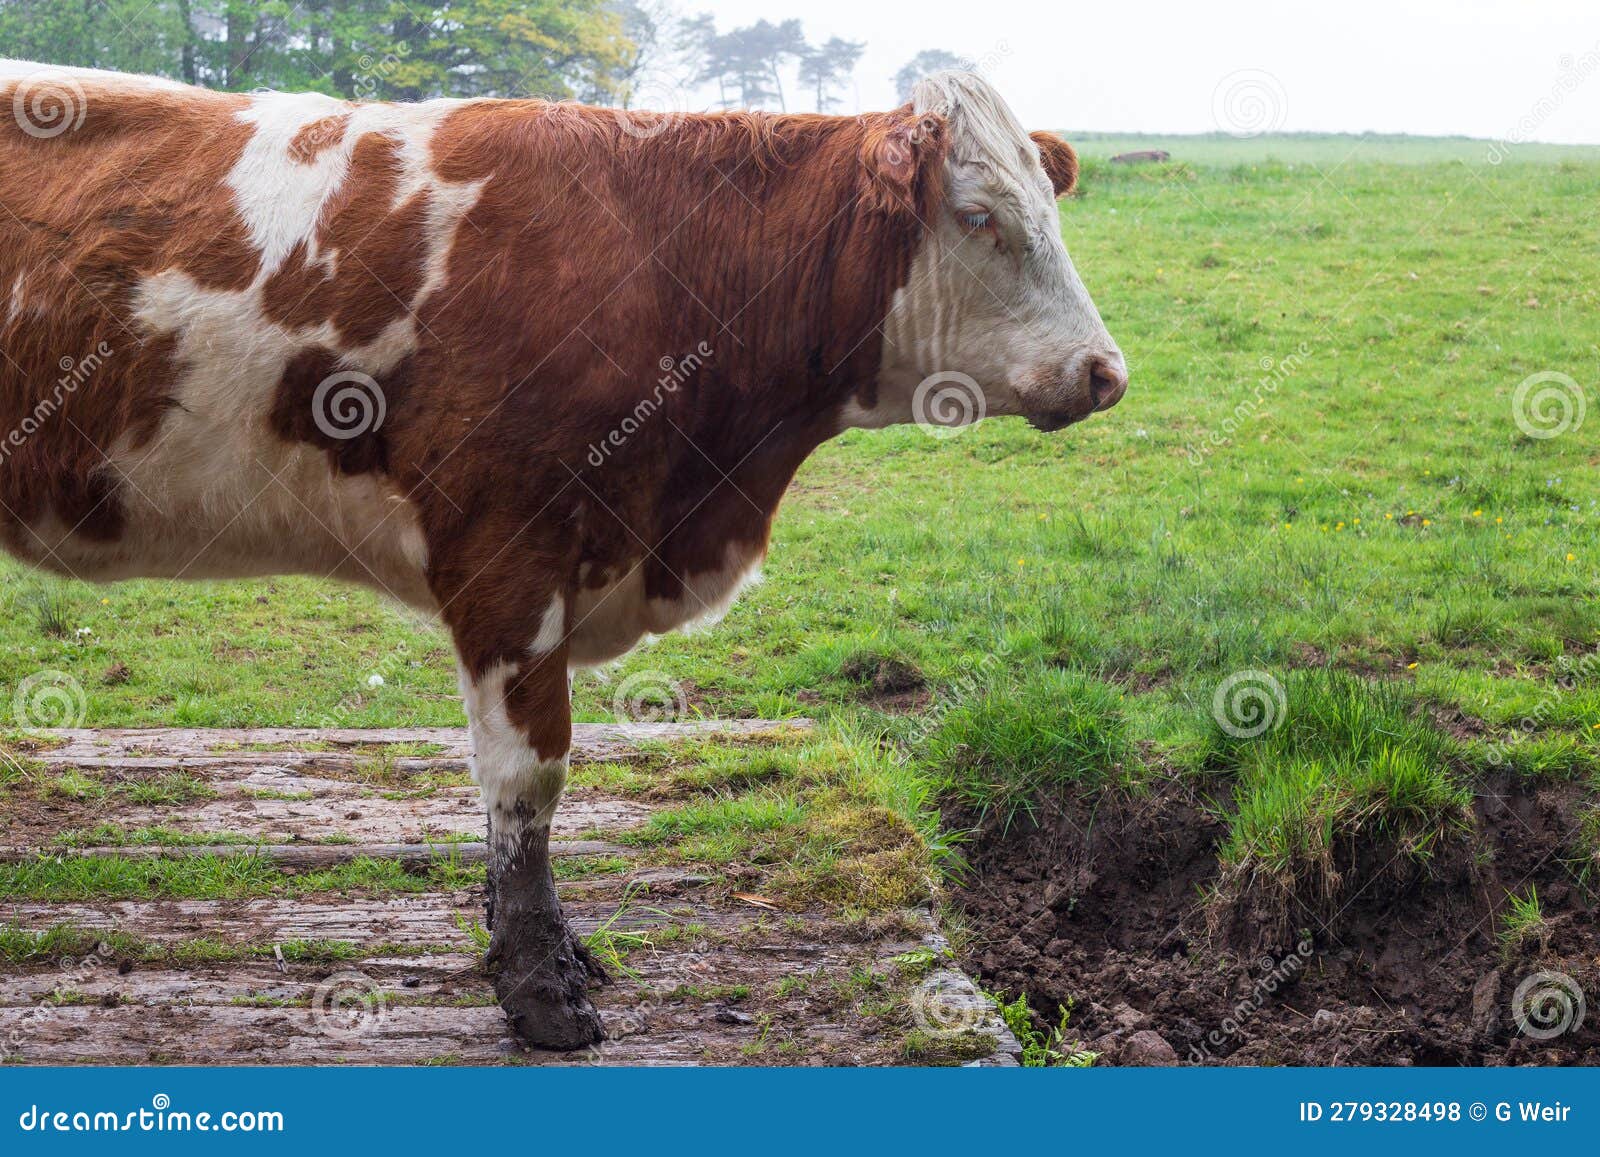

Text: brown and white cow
xmin=0 ymin=61 xmax=1126 ymax=1047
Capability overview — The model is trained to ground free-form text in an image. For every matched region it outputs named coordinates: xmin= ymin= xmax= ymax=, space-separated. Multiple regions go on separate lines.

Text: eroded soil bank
xmin=951 ymin=778 xmax=1598 ymax=1065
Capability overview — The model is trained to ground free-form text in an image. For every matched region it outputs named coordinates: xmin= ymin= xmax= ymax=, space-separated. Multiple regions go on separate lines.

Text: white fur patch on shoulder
xmin=228 ymin=92 xmax=353 ymax=274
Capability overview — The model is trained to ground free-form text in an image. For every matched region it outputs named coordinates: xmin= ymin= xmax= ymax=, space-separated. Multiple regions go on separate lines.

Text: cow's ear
xmin=862 ymin=109 xmax=947 ymax=214
xmin=1031 ymin=131 xmax=1079 ymax=198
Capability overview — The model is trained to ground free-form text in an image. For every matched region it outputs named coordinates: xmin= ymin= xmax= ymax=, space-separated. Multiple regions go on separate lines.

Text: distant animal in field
xmin=1111 ymin=149 xmax=1171 ymax=164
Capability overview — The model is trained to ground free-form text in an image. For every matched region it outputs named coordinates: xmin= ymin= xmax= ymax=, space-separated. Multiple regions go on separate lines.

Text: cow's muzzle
xmin=1023 ymin=347 xmax=1128 ymax=431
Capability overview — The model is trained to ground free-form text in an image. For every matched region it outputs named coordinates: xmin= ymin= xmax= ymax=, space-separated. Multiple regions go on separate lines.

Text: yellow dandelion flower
xmin=1406 ymin=662 xmax=1418 ymax=670
xmin=1472 ymin=509 xmax=1482 ymax=517
xmin=1422 ymin=519 xmax=1432 ymax=527
xmin=1567 ymin=553 xmax=1576 ymax=562
xmin=1336 ymin=522 xmax=1345 ymax=530
xmin=1384 ymin=512 xmax=1393 ymax=520
xmin=1495 ymin=517 xmax=1503 ymax=525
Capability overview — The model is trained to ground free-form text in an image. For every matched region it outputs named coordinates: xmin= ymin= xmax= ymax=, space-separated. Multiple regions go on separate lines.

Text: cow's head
xmin=853 ymin=71 xmax=1127 ymax=433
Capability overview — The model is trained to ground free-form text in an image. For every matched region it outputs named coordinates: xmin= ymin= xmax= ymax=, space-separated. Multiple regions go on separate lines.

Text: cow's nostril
xmin=1088 ymin=354 xmax=1128 ymax=412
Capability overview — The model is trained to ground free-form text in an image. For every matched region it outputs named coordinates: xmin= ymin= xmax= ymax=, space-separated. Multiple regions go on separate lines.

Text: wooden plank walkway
xmin=0 ymin=724 xmax=1019 ymax=1066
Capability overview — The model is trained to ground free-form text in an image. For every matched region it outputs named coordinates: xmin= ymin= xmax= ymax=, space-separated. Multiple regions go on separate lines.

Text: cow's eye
xmin=960 ymin=209 xmax=992 ymax=231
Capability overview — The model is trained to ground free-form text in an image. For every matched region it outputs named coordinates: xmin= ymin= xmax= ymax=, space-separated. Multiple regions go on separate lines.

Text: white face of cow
xmin=861 ymin=71 xmax=1127 ymax=433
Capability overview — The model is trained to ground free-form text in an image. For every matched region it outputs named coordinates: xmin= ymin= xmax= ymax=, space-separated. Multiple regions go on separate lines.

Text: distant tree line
xmin=0 ymin=0 xmax=975 ymax=112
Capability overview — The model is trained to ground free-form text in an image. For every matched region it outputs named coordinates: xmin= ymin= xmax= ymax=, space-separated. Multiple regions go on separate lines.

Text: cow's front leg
xmin=457 ymin=633 xmax=603 ymax=1049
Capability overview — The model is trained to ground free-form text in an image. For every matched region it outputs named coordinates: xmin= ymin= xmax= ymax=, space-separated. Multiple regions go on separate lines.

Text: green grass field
xmin=3 ymin=136 xmax=1598 ymax=937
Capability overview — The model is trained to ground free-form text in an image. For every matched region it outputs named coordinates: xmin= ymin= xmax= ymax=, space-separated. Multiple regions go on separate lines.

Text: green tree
xmin=798 ymin=36 xmax=862 ymax=113
xmin=0 ymin=0 xmax=637 ymax=100
xmin=892 ymin=48 xmax=969 ymax=103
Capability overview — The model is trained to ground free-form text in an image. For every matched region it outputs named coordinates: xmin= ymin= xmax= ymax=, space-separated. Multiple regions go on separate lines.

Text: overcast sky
xmin=682 ymin=0 xmax=1600 ymax=143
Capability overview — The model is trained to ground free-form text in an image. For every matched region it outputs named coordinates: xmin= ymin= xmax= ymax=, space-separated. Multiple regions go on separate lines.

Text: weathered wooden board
xmin=52 ymin=785 xmax=650 ymax=843
xmin=2 ymin=725 xmax=1019 ymax=1067
xmin=0 ymin=839 xmax=630 ymax=869
xmin=4 ymin=894 xmax=743 ymax=946
xmin=32 ymin=720 xmax=808 ymax=764
xmin=0 ymin=1005 xmax=752 ymax=1065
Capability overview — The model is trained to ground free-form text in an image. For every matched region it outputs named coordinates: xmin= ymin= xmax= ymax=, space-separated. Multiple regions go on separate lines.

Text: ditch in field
xmin=951 ymin=775 xmax=1598 ymax=1065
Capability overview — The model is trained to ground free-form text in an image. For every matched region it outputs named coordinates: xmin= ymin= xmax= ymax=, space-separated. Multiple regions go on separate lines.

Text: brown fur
xmin=0 ymin=75 xmax=1086 ymax=1047
xmin=0 ymin=84 xmax=257 ymax=550
xmin=0 ymin=82 xmax=957 ymax=739
xmin=1031 ymin=130 xmax=1079 ymax=197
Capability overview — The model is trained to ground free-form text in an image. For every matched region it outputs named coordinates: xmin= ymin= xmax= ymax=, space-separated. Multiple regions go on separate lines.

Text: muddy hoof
xmin=574 ymin=938 xmax=612 ymax=987
xmin=489 ymin=923 xmax=604 ymax=1050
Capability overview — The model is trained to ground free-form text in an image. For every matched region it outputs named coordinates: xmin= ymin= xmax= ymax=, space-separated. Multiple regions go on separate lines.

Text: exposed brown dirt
xmin=839 ymin=656 xmax=931 ymax=712
xmin=950 ymin=777 xmax=1599 ymax=1066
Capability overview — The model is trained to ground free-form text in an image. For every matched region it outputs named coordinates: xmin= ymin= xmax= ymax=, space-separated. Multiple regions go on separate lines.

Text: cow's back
xmin=0 ymin=63 xmax=486 ymax=606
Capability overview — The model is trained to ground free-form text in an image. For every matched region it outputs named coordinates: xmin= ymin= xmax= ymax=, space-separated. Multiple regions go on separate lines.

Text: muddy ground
xmin=951 ymin=776 xmax=1598 ymax=1065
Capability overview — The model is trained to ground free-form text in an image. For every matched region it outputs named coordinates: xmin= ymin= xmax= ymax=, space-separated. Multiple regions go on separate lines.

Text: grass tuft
xmin=922 ymin=668 xmax=1134 ymax=824
xmin=1210 ymin=671 xmax=1472 ymax=927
